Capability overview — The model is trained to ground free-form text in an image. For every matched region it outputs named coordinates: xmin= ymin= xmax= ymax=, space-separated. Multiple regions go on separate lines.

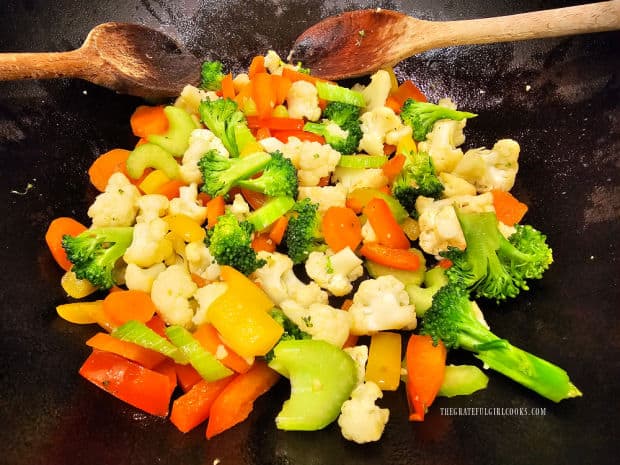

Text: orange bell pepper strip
xmin=145 ymin=314 xmax=167 ymax=337
xmin=321 ymin=206 xmax=363 ymax=252
xmin=248 ymin=55 xmax=266 ymax=79
xmin=491 ymin=189 xmax=529 ymax=226
xmin=239 ymin=188 xmax=267 ymax=210
xmin=88 ymin=148 xmax=132 ymax=192
xmin=359 ymin=243 xmax=421 ymax=271
xmin=206 ymin=361 xmax=279 ymax=439
xmin=171 ymin=376 xmax=235 ymax=433
xmin=79 ymin=350 xmax=173 ymax=417
xmin=152 ymin=359 xmax=178 ymax=398
xmin=391 ymin=80 xmax=427 ymax=105
xmin=86 ymin=332 xmax=166 ymax=369
xmin=406 ymin=334 xmax=447 ymax=421
xmin=246 ymin=116 xmax=304 ymax=131
xmin=255 ymin=127 xmax=272 ymax=140
xmin=193 ymin=324 xmax=252 ymax=374
xmin=271 ymin=130 xmax=325 ymax=144
xmin=382 ymin=153 xmax=406 ymax=182
xmin=45 ymin=217 xmax=87 ymax=271
xmin=102 ymin=290 xmax=157 ymax=326
xmin=154 ymin=179 xmax=186 ymax=200
xmin=130 ymin=105 xmax=169 ymax=138
xmin=363 ymin=197 xmax=410 ymax=249
xmin=251 ymin=233 xmax=277 ymax=253
xmin=385 ymin=96 xmax=402 ymax=113
xmin=281 ymin=67 xmax=333 ymax=86
xmin=175 ymin=363 xmax=204 ymax=393
xmin=252 ymin=72 xmax=276 ymax=118
xmin=206 ymin=195 xmax=226 ymax=228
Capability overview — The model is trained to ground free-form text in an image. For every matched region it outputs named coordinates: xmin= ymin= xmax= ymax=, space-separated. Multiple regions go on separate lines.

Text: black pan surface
xmin=0 ymin=1 xmax=618 ymax=464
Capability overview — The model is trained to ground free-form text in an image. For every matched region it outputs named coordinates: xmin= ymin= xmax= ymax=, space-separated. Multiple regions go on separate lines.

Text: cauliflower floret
xmin=258 ymin=136 xmax=284 ymax=154
xmin=297 ymin=184 xmax=347 ymax=214
xmin=332 ymin=167 xmax=388 ymax=193
xmin=344 ymin=345 xmax=369 ymax=387
xmin=124 ymin=262 xmax=166 ymax=293
xmin=226 ymin=193 xmax=250 ymax=221
xmin=280 ymin=299 xmax=351 ymax=348
xmin=439 ymin=172 xmax=477 ymax=198
xmin=416 ymin=192 xmax=495 ymax=256
xmin=361 ymin=69 xmax=392 ymax=111
xmin=184 ymin=241 xmax=221 ymax=281
xmin=135 ymin=194 xmax=169 ymax=223
xmin=192 ymin=281 xmax=228 ymax=326
xmin=150 ymin=264 xmax=197 ymax=328
xmin=349 ymin=275 xmax=417 ymax=335
xmin=175 ymin=84 xmax=218 ymax=116
xmin=305 ymin=247 xmax=363 ymax=296
xmin=169 ymin=183 xmax=208 ymax=225
xmin=276 ymin=137 xmax=341 ymax=186
xmin=123 ymin=218 xmax=174 ymax=268
xmin=264 ymin=50 xmax=285 ymax=75
xmin=87 ymin=172 xmax=141 ymax=227
xmin=253 ymin=251 xmax=328 ymax=307
xmin=287 ymin=80 xmax=321 ymax=121
xmin=361 ymin=219 xmax=377 ymax=243
xmin=358 ymin=107 xmax=408 ymax=157
xmin=338 ymin=381 xmax=390 ymax=444
xmin=453 ymin=139 xmax=520 ymax=193
xmin=418 ymin=119 xmax=466 ymax=174
xmin=179 ymin=129 xmax=229 ymax=184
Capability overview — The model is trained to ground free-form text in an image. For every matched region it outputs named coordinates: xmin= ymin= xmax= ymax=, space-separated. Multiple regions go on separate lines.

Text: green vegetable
xmin=206 ymin=212 xmax=266 ymax=275
xmin=366 ymin=248 xmax=426 ymax=285
xmin=62 ymin=227 xmax=133 ymax=289
xmin=405 ymin=266 xmax=448 ymax=316
xmin=401 ymin=99 xmax=477 ymax=141
xmin=126 ymin=143 xmax=180 ymax=180
xmin=264 ymin=308 xmax=311 ymax=363
xmin=337 ymin=155 xmax=388 ymax=168
xmin=438 ymin=364 xmax=489 ymax=397
xmin=112 ymin=320 xmax=188 ymax=364
xmin=441 ymin=210 xmax=553 ymax=302
xmin=200 ymin=60 xmax=225 ymax=91
xmin=198 ymin=149 xmax=271 ymax=198
xmin=315 ymin=81 xmax=366 ymax=107
xmin=165 ymin=325 xmax=233 ymax=381
xmin=199 ymin=98 xmax=256 ymax=157
xmin=283 ymin=198 xmax=324 ymax=264
xmin=147 ymin=106 xmax=198 ymax=156
xmin=247 ymin=196 xmax=295 ymax=232
xmin=236 ymin=151 xmax=298 ymax=198
xmin=348 ymin=187 xmax=409 ymax=223
xmin=303 ymin=102 xmax=362 ymax=154
xmin=268 ymin=339 xmax=358 ymax=430
xmin=392 ymin=150 xmax=444 ymax=214
xmin=420 ymin=284 xmax=581 ymax=402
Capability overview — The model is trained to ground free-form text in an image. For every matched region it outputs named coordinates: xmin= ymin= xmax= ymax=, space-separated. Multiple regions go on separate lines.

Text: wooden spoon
xmin=0 ymin=22 xmax=201 ymax=99
xmin=289 ymin=1 xmax=620 ymax=80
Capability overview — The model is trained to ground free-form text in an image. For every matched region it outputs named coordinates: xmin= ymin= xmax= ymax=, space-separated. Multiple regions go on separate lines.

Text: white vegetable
xmin=297 ymin=184 xmax=347 ymax=214
xmin=264 ymin=50 xmax=284 ymax=75
xmin=287 ymin=80 xmax=321 ymax=121
xmin=226 ymin=193 xmax=251 ymax=221
xmin=192 ymin=282 xmax=228 ymax=326
xmin=150 ymin=264 xmax=197 ymax=328
xmin=253 ymin=251 xmax=328 ymax=307
xmin=361 ymin=219 xmax=377 ymax=242
xmin=184 ymin=241 xmax=221 ymax=281
xmin=279 ymin=299 xmax=351 ymax=348
xmin=358 ymin=107 xmax=408 ymax=157
xmin=124 ymin=262 xmax=166 ymax=293
xmin=169 ymin=183 xmax=208 ymax=224
xmin=361 ymin=69 xmax=392 ymax=111
xmin=180 ymin=129 xmax=229 ymax=184
xmin=332 ymin=167 xmax=388 ymax=193
xmin=123 ymin=218 xmax=173 ymax=268
xmin=174 ymin=84 xmax=218 ymax=116
xmin=135 ymin=194 xmax=169 ymax=223
xmin=344 ymin=345 xmax=369 ymax=387
xmin=87 ymin=172 xmax=141 ymax=227
xmin=305 ymin=247 xmax=363 ymax=296
xmin=439 ymin=172 xmax=477 ymax=198
xmin=338 ymin=381 xmax=389 ymax=444
xmin=349 ymin=275 xmax=417 ymax=335
xmin=271 ymin=137 xmax=341 ymax=187
xmin=418 ymin=119 xmax=466 ymax=174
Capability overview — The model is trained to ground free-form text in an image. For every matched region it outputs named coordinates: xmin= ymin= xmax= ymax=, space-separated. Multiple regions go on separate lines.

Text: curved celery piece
xmin=438 ymin=364 xmax=489 ymax=398
xmin=126 ymin=142 xmax=180 ymax=180
xmin=405 ymin=266 xmax=448 ymax=317
xmin=316 ymin=81 xmax=366 ymax=107
xmin=112 ymin=320 xmax=188 ymax=364
xmin=247 ymin=196 xmax=295 ymax=232
xmin=147 ymin=106 xmax=198 ymax=156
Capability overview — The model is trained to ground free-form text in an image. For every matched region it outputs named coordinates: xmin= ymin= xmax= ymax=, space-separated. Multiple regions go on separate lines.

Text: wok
xmin=0 ymin=1 xmax=618 ymax=464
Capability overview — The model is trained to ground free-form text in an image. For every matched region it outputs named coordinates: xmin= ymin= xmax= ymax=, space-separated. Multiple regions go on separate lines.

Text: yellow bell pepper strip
xmin=138 ymin=169 xmax=170 ymax=194
xmin=365 ymin=332 xmax=402 ymax=391
xmin=164 ymin=214 xmax=206 ymax=242
xmin=60 ymin=270 xmax=98 ymax=299
xmin=147 ymin=106 xmax=198 ymax=156
xmin=207 ymin=266 xmax=283 ymax=358
xmin=56 ymin=301 xmax=103 ymax=325
xmin=112 ymin=320 xmax=188 ymax=364
xmin=126 ymin=142 xmax=180 ymax=180
xmin=268 ymin=339 xmax=358 ymax=430
xmin=165 ymin=326 xmax=233 ymax=382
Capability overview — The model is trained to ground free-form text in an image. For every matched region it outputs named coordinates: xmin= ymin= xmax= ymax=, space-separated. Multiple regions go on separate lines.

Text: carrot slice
xmin=363 ymin=198 xmax=410 ymax=249
xmin=221 ymin=73 xmax=235 ymax=99
xmin=251 ymin=233 xmax=276 ymax=253
xmin=252 ymin=72 xmax=276 ymax=119
xmin=171 ymin=377 xmax=234 ymax=433
xmin=102 ymin=290 xmax=157 ymax=326
xmin=206 ymin=195 xmax=226 ymax=228
xmin=248 ymin=55 xmax=266 ymax=79
xmin=130 ymin=105 xmax=169 ymax=138
xmin=359 ymin=243 xmax=421 ymax=270
xmin=321 ymin=206 xmax=362 ymax=252
xmin=272 ymin=75 xmax=292 ymax=105
xmin=88 ymin=149 xmax=132 ymax=192
xmin=281 ymin=67 xmax=333 ymax=86
xmin=193 ymin=324 xmax=252 ymax=374
xmin=45 ymin=217 xmax=87 ymax=271
xmin=491 ymin=189 xmax=529 ymax=226
xmin=246 ymin=116 xmax=304 ymax=131
xmin=240 ymin=188 xmax=267 ymax=210
xmin=392 ymin=80 xmax=427 ymax=106
xmin=268 ymin=216 xmax=289 ymax=245
xmin=385 ymin=96 xmax=402 ymax=113
xmin=86 ymin=332 xmax=166 ymax=369
xmin=382 ymin=154 xmax=406 ymax=181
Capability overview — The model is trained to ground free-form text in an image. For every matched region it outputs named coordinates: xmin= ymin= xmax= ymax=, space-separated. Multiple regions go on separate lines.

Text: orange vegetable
xmin=240 ymin=188 xmax=267 ymax=210
xmin=191 ymin=273 xmax=209 ymax=288
xmin=145 ymin=314 xmax=167 ymax=337
xmin=360 ymin=243 xmax=421 ymax=270
xmin=130 ymin=105 xmax=169 ymax=138
xmin=317 ymin=176 xmax=330 ymax=187
xmin=392 ymin=80 xmax=427 ymax=106
xmin=340 ymin=299 xmax=358 ymax=348
xmin=255 ymin=127 xmax=272 ymax=140
xmin=246 ymin=116 xmax=304 ymax=131
xmin=86 ymin=332 xmax=166 ymax=369
xmin=45 ymin=217 xmax=87 ymax=271
xmin=251 ymin=233 xmax=276 ymax=253
xmin=252 ymin=72 xmax=276 ymax=118
xmin=491 ymin=189 xmax=529 ymax=226
xmin=271 ymin=130 xmax=325 ymax=144
xmin=321 ymin=206 xmax=362 ymax=252
xmin=406 ymin=334 xmax=447 ymax=421
xmin=193 ymin=324 xmax=252 ymax=374
xmin=154 ymin=179 xmax=186 ymax=200
xmin=438 ymin=259 xmax=453 ymax=269
xmin=281 ymin=67 xmax=332 ymax=86
xmin=268 ymin=216 xmax=289 ymax=245
xmin=152 ymin=359 xmax=178 ymax=398
xmin=170 ymin=377 xmax=234 ymax=433
xmin=79 ymin=350 xmax=173 ymax=417
xmin=197 ymin=192 xmax=211 ymax=206
xmin=248 ymin=55 xmax=266 ymax=79
xmin=385 ymin=96 xmax=402 ymax=113
xmin=88 ymin=148 xmax=132 ymax=192
xmin=175 ymin=363 xmax=203 ymax=393
xmin=382 ymin=154 xmax=406 ymax=181
xmin=272 ymin=75 xmax=292 ymax=105
xmin=383 ymin=144 xmax=397 ymax=156
xmin=206 ymin=195 xmax=226 ymax=228
xmin=206 ymin=361 xmax=279 ymax=438
xmin=102 ymin=290 xmax=157 ymax=326
xmin=221 ymin=73 xmax=235 ymax=99
xmin=363 ymin=198 xmax=410 ymax=249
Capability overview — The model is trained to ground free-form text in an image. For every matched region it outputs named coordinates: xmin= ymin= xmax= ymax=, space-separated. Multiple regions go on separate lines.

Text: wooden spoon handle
xmin=0 ymin=49 xmax=91 ymax=81
xmin=414 ymin=1 xmax=620 ymax=51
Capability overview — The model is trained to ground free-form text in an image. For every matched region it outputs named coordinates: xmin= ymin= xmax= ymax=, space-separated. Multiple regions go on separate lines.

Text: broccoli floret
xmin=420 ymin=284 xmax=581 ymax=402
xmin=303 ymin=102 xmax=362 ymax=154
xmin=198 ymin=149 xmax=271 ymax=198
xmin=198 ymin=98 xmax=254 ymax=157
xmin=237 ymin=151 xmax=298 ymax=198
xmin=62 ymin=227 xmax=133 ymax=289
xmin=200 ymin=60 xmax=225 ymax=91
xmin=264 ymin=307 xmax=311 ymax=362
xmin=441 ymin=210 xmax=553 ymax=302
xmin=206 ymin=212 xmax=266 ymax=275
xmin=392 ymin=150 xmax=444 ymax=214
xmin=401 ymin=99 xmax=477 ymax=142
xmin=284 ymin=198 xmax=324 ymax=264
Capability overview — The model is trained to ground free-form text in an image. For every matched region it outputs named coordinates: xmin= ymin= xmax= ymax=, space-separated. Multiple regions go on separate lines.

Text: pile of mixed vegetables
xmin=45 ymin=50 xmax=581 ymax=444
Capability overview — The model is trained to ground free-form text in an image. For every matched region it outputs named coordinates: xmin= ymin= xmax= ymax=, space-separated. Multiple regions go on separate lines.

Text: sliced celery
xmin=126 ymin=143 xmax=180 ymax=180
xmin=112 ymin=320 xmax=188 ymax=364
xmin=147 ymin=106 xmax=198 ymax=156
xmin=247 ymin=196 xmax=295 ymax=231
xmin=316 ymin=81 xmax=366 ymax=107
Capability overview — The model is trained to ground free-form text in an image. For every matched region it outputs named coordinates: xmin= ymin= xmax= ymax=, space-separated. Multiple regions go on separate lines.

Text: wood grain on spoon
xmin=0 ymin=22 xmax=201 ymax=99
xmin=289 ymin=1 xmax=620 ymax=80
